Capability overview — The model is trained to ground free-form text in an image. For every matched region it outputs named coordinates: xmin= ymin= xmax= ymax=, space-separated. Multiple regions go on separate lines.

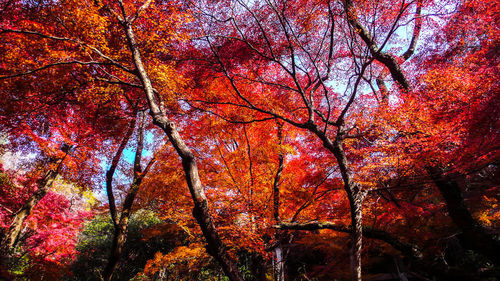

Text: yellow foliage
xmin=143 ymin=243 xmax=210 ymax=277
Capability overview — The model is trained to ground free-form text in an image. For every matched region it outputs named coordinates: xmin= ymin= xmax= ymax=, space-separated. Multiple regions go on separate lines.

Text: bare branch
xmin=402 ymin=0 xmax=423 ymax=61
xmin=0 ymin=61 xmax=109 ymax=80
xmin=342 ymin=0 xmax=411 ymax=90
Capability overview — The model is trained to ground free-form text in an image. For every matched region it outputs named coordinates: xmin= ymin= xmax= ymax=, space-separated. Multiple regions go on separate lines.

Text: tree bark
xmin=329 ymin=140 xmax=364 ymax=281
xmin=273 ymin=122 xmax=284 ymax=223
xmin=348 ymin=190 xmax=364 ymax=281
xmin=273 ymin=155 xmax=284 ymax=223
xmin=103 ymin=222 xmax=128 ymax=281
xmin=121 ymin=18 xmax=244 ymax=281
xmin=272 ymin=123 xmax=286 ymax=281
xmin=273 ymin=246 xmax=285 ymax=281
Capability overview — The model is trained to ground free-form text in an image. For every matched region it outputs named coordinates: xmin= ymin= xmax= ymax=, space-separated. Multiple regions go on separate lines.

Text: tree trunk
xmin=310 ymin=124 xmax=364 ymax=281
xmin=427 ymin=166 xmax=500 ymax=265
xmin=272 ymin=124 xmax=286 ymax=281
xmin=122 ymin=21 xmax=244 ymax=281
xmin=104 ymin=171 xmax=150 ymax=281
xmin=105 ymin=113 xmax=137 ymax=228
xmin=273 ymin=246 xmax=285 ymax=281
xmin=331 ymin=141 xmax=364 ymax=281
xmin=0 ymin=161 xmax=61 ymax=259
xmin=103 ymin=112 xmax=152 ymax=281
xmin=348 ymin=190 xmax=363 ymax=281
xmin=103 ymin=221 xmax=128 ymax=281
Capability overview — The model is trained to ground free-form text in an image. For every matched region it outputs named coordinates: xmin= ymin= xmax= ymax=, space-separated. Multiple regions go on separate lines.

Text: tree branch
xmin=342 ymin=0 xmax=410 ymax=91
xmin=0 ymin=28 xmax=135 ymax=74
xmin=0 ymin=61 xmax=110 ymax=80
xmin=273 ymin=221 xmax=423 ymax=260
xmin=106 ymin=113 xmax=137 ymax=227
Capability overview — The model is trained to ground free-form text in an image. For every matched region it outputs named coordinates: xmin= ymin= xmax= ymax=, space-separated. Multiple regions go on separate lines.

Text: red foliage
xmin=0 ymin=165 xmax=93 ymax=276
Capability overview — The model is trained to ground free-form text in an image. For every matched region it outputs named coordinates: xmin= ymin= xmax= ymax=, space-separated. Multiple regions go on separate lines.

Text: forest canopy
xmin=0 ymin=0 xmax=498 ymax=280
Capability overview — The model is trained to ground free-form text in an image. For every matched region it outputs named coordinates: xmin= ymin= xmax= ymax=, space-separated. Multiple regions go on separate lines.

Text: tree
xmin=379 ymin=0 xmax=500 ymax=265
xmin=186 ymin=0 xmax=424 ymax=279
xmin=0 ymin=0 xmax=498 ymax=280
xmin=0 ymin=165 xmax=93 ymax=280
xmin=103 ymin=110 xmax=157 ymax=281
xmin=1 ymin=0 xmax=244 ymax=279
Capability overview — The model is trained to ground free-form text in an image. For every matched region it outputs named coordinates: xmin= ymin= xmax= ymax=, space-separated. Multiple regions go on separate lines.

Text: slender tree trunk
xmin=103 ymin=222 xmax=128 ymax=281
xmin=104 ymin=174 xmax=151 ymax=281
xmin=0 ymin=157 xmax=64 ymax=260
xmin=330 ymin=141 xmax=364 ymax=281
xmin=273 ymin=157 xmax=282 ymax=222
xmin=273 ymin=246 xmax=285 ymax=281
xmin=272 ymin=154 xmax=286 ymax=281
xmin=105 ymin=113 xmax=137 ymax=228
xmin=273 ymin=122 xmax=284 ymax=223
xmin=337 ymin=1 xmax=423 ymax=277
xmin=102 ymin=116 xmax=136 ymax=281
xmin=273 ymin=123 xmax=286 ymax=281
xmin=121 ymin=20 xmax=244 ymax=281
xmin=103 ymin=112 xmax=153 ymax=281
xmin=309 ymin=123 xmax=365 ymax=281
xmin=348 ymin=190 xmax=363 ymax=281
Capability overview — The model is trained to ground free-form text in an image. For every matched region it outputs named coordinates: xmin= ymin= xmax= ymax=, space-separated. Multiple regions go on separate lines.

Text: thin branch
xmin=0 ymin=61 xmax=109 ymax=80
xmin=336 ymin=59 xmax=372 ymax=124
xmin=291 ymin=169 xmax=336 ymax=222
xmin=243 ymin=126 xmax=254 ymax=188
xmin=0 ymin=203 xmax=14 ymax=214
xmin=402 ymin=0 xmax=423 ymax=61
xmin=206 ymin=37 xmax=309 ymax=129
xmin=0 ymin=28 xmax=135 ymax=74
